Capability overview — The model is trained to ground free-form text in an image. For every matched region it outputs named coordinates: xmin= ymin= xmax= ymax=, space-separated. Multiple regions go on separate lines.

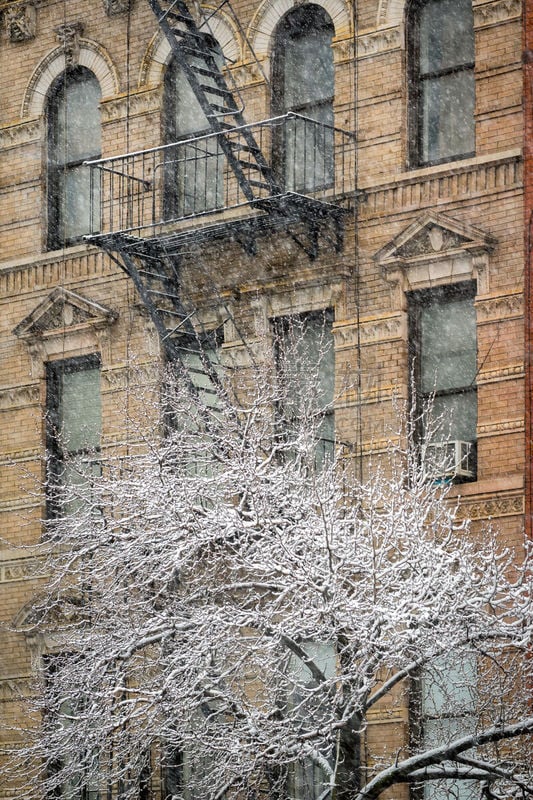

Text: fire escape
xmin=86 ymin=0 xmax=356 ymax=401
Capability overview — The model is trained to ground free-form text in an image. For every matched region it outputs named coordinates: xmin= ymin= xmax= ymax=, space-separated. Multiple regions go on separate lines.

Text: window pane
xmin=58 ymin=165 xmax=99 ymax=243
xmin=277 ymin=312 xmax=334 ymax=419
xmin=420 ymin=296 xmax=476 ymax=394
xmin=284 ymin=110 xmax=334 ymax=192
xmin=56 ymin=72 xmax=102 ymax=164
xmin=167 ymin=47 xmax=224 ymax=139
xmin=427 ymin=390 xmax=477 ymax=443
xmin=176 ymin=138 xmax=224 ymax=215
xmin=273 ymin=6 xmax=334 ymax=192
xmin=419 ymin=0 xmax=474 ymax=75
xmin=164 ymin=47 xmax=225 ymax=216
xmin=61 ymin=366 xmax=102 ymax=452
xmin=284 ymin=26 xmax=334 ymax=109
xmin=421 ymin=70 xmax=475 ymax=163
xmin=421 ymin=653 xmax=477 ymax=716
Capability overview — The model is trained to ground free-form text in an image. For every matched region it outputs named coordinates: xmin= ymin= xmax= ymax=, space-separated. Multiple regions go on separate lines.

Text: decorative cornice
xmin=454 ymin=493 xmax=524 ymax=520
xmin=477 ymin=418 xmax=524 ymax=437
xmin=361 ymin=152 xmax=522 ymax=218
xmin=375 ymin=211 xmax=495 ymax=268
xmin=101 ymin=362 xmax=159 ymax=390
xmin=0 ymin=557 xmax=35 ymax=584
xmin=0 ymin=117 xmax=41 ymax=149
xmin=332 ymin=37 xmax=354 ymax=63
xmin=4 ymin=2 xmax=36 ymax=42
xmin=473 ymin=0 xmax=521 ymax=28
xmin=100 ymin=88 xmax=161 ymax=123
xmin=0 ymin=676 xmax=31 ymax=701
xmin=13 ymin=287 xmax=118 ymax=341
xmin=475 ymin=291 xmax=523 ymax=322
xmin=356 ymin=27 xmax=401 ymax=59
xmin=334 ymin=314 xmax=405 ymax=348
xmin=0 ymin=447 xmax=40 ymax=466
xmin=477 ymin=363 xmax=524 ymax=385
xmin=0 ymin=383 xmax=39 ymax=411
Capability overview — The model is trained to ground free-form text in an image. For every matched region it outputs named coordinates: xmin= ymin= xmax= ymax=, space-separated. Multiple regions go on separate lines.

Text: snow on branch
xmin=4 ymin=334 xmax=533 ymax=800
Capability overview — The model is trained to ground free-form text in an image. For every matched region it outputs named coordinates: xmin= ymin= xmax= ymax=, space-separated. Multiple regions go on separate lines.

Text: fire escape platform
xmin=87 ymin=191 xmax=351 ymax=260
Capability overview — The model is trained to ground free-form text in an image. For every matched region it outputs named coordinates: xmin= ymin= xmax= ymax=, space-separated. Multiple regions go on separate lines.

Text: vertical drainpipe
xmin=524 ymin=0 xmax=533 ymax=544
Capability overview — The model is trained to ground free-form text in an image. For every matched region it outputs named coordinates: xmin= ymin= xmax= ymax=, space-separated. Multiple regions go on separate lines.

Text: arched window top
xmin=408 ymin=0 xmax=475 ymax=166
xmin=47 ymin=67 xmax=101 ymax=250
xmin=271 ymin=4 xmax=335 ymax=192
xmin=272 ymin=5 xmax=334 ymax=116
xmin=48 ymin=67 xmax=101 ymax=164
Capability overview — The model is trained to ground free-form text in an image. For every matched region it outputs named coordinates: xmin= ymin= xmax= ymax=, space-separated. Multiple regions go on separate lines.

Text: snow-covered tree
xmin=5 ymin=330 xmax=533 ymax=800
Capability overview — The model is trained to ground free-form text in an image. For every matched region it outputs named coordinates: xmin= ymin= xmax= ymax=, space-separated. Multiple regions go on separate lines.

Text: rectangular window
xmin=408 ymin=0 xmax=475 ymax=167
xmin=272 ymin=310 xmax=334 ymax=468
xmin=46 ymin=355 xmax=102 ymax=517
xmin=286 ymin=642 xmax=336 ymax=800
xmin=419 ymin=653 xmax=477 ymax=800
xmin=409 ymin=283 xmax=477 ymax=481
xmin=45 ymin=655 xmax=100 ymax=800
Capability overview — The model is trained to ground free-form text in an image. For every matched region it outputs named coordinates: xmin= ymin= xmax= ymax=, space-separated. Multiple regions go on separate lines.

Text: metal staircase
xmin=115 ymin=245 xmax=226 ymax=408
xmin=87 ymin=0 xmax=353 ymax=406
xmin=147 ymin=0 xmax=281 ymax=202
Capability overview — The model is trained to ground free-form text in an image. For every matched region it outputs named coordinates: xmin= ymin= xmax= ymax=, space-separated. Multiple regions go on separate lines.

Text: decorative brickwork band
xmin=454 ymin=494 xmax=524 ymax=520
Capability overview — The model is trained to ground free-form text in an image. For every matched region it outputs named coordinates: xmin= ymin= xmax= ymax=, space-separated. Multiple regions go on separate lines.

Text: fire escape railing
xmin=86 ymin=113 xmax=356 ymax=239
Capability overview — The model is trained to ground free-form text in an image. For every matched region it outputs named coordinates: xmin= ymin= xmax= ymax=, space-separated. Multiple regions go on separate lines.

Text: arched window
xmin=272 ymin=5 xmax=334 ymax=192
xmin=163 ymin=41 xmax=224 ymax=218
xmin=47 ymin=67 xmax=101 ymax=250
xmin=408 ymin=0 xmax=475 ymax=166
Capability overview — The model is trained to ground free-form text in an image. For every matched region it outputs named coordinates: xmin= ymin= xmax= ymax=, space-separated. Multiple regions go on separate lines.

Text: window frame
xmin=408 ymin=281 xmax=477 ymax=481
xmin=45 ymin=354 xmax=102 ymax=519
xmin=271 ymin=4 xmax=335 ymax=192
xmin=411 ymin=653 xmax=478 ymax=800
xmin=272 ymin=308 xmax=335 ymax=468
xmin=46 ymin=66 xmax=102 ymax=251
xmin=162 ymin=40 xmax=225 ymax=219
xmin=44 ymin=654 xmax=101 ymax=800
xmin=407 ymin=0 xmax=475 ymax=168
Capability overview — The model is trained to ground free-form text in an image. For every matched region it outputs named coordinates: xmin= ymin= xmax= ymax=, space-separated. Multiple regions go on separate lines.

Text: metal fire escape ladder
xmin=147 ymin=0 xmax=281 ymax=201
xmin=113 ymin=245 xmax=227 ymax=408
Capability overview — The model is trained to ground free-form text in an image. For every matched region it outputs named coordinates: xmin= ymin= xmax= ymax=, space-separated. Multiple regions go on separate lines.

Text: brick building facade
xmin=0 ymin=0 xmax=526 ymax=796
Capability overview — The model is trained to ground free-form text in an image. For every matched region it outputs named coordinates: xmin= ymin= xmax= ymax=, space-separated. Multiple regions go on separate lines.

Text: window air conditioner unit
xmin=423 ymin=440 xmax=475 ymax=481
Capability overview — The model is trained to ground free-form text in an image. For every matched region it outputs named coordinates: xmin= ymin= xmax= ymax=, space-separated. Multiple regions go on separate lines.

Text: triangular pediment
xmin=13 ymin=287 xmax=117 ymax=340
xmin=374 ymin=212 xmax=495 ymax=267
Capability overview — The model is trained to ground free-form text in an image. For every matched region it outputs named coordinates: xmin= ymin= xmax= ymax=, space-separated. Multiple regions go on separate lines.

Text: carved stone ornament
xmin=55 ymin=21 xmax=84 ymax=67
xmin=5 ymin=3 xmax=37 ymax=42
xmin=374 ymin=211 xmax=496 ymax=301
xmin=103 ymin=0 xmax=131 ymax=15
xmin=13 ymin=287 xmax=117 ymax=341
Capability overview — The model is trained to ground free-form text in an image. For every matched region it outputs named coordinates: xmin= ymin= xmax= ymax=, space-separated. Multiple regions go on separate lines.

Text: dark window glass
xmin=272 ymin=5 xmax=334 ymax=192
xmin=273 ymin=310 xmax=334 ymax=468
xmin=47 ymin=68 xmax=101 ymax=249
xmin=409 ymin=283 xmax=477 ymax=480
xmin=163 ymin=43 xmax=224 ymax=218
xmin=409 ymin=0 xmax=475 ymax=166
xmin=46 ymin=355 xmax=102 ymax=517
